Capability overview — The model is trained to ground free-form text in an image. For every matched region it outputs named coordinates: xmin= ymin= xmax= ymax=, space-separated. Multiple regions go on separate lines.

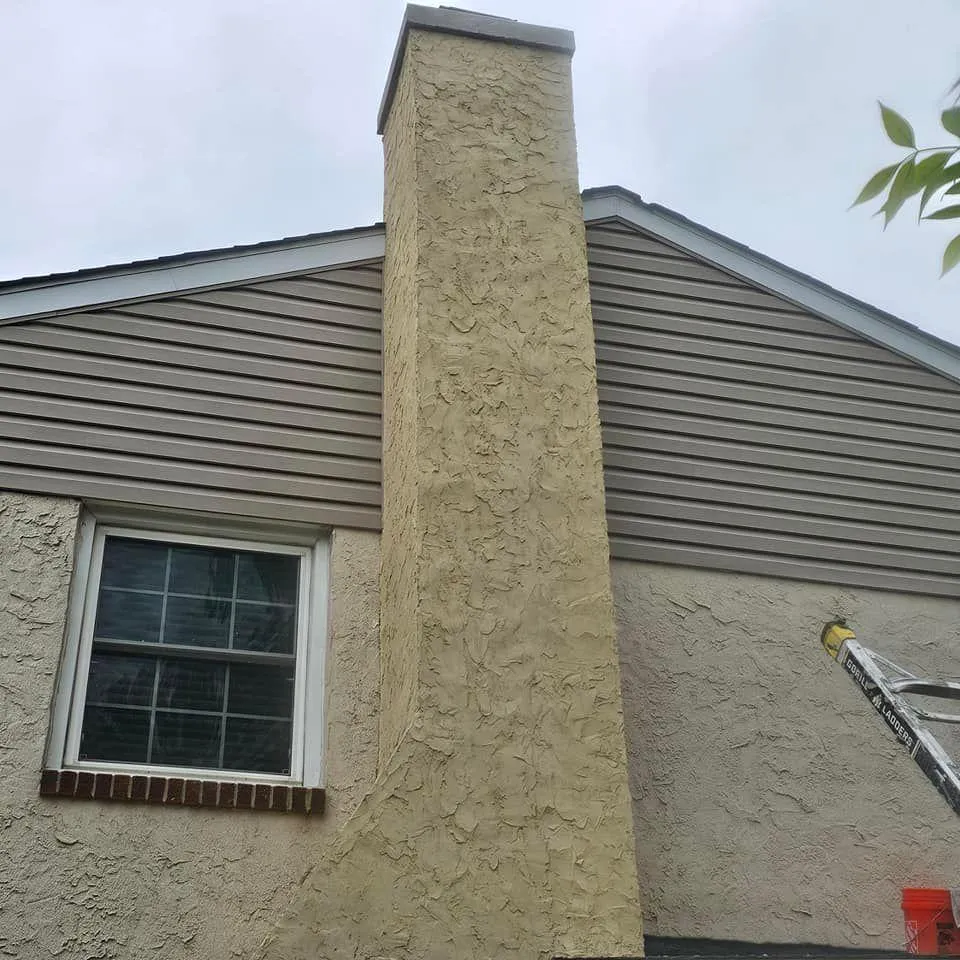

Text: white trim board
xmin=0 ymin=227 xmax=385 ymax=326
xmin=583 ymin=189 xmax=960 ymax=387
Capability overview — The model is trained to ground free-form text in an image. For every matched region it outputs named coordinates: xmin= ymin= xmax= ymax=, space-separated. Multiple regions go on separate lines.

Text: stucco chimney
xmin=261 ymin=7 xmax=643 ymax=958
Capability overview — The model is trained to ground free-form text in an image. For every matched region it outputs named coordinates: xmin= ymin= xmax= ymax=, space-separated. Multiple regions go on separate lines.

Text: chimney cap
xmin=377 ymin=4 xmax=575 ymax=134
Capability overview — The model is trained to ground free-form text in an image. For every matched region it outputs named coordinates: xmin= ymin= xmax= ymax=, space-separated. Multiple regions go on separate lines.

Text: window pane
xmin=236 ymin=552 xmax=298 ymax=604
xmin=163 ymin=596 xmax=230 ymax=648
xmin=94 ymin=590 xmax=163 ymax=643
xmin=233 ymin=602 xmax=295 ymax=654
xmin=222 ymin=717 xmax=291 ymax=774
xmin=80 ymin=706 xmax=150 ymax=763
xmin=86 ymin=652 xmax=156 ymax=707
xmin=152 ymin=713 xmax=221 ymax=768
xmin=157 ymin=659 xmax=225 ymax=712
xmin=228 ymin=664 xmax=295 ymax=718
xmin=169 ymin=545 xmax=236 ymax=599
xmin=100 ymin=537 xmax=168 ymax=591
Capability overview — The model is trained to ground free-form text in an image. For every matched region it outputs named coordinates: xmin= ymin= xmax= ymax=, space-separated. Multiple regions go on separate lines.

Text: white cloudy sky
xmin=2 ymin=0 xmax=958 ymax=342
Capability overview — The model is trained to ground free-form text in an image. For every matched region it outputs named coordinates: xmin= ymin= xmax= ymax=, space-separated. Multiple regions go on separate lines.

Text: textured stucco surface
xmin=614 ymin=558 xmax=960 ymax=950
xmin=0 ymin=505 xmax=380 ymax=960
xmin=263 ymin=26 xmax=643 ymax=960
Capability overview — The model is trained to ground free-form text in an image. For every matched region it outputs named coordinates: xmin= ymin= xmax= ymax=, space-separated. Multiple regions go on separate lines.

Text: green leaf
xmin=915 ymin=152 xmax=955 ymax=217
xmin=942 ymin=106 xmax=960 ymax=138
xmin=925 ymin=204 xmax=960 ymax=220
xmin=945 ymin=181 xmax=960 ymax=196
xmin=881 ymin=158 xmax=919 ymax=226
xmin=852 ymin=163 xmax=899 ymax=206
xmin=879 ymin=102 xmax=916 ymax=148
xmin=913 ymin=151 xmax=952 ymax=184
xmin=941 ymin=234 xmax=960 ymax=275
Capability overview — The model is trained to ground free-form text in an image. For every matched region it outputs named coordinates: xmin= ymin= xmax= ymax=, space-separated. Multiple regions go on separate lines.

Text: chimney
xmin=261 ymin=7 xmax=643 ymax=958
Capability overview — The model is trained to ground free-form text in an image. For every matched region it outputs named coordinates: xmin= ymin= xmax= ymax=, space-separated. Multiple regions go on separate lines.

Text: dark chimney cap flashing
xmin=377 ymin=4 xmax=575 ymax=134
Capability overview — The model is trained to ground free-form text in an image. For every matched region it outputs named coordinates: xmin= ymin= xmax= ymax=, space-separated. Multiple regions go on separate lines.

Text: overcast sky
xmin=2 ymin=1 xmax=958 ymax=343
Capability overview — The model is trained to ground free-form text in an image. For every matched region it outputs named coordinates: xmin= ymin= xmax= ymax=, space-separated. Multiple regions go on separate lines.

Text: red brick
xmin=130 ymin=776 xmax=149 ymax=801
xmin=291 ymin=787 xmax=309 ymax=814
xmin=217 ymin=782 xmax=237 ymax=809
xmin=183 ymin=779 xmax=202 ymax=806
xmin=93 ymin=773 xmax=113 ymax=800
xmin=270 ymin=785 xmax=289 ymax=812
xmin=253 ymin=784 xmax=271 ymax=810
xmin=200 ymin=781 xmax=218 ymax=806
xmin=39 ymin=770 xmax=59 ymax=797
xmin=112 ymin=774 xmax=131 ymax=801
xmin=75 ymin=771 xmax=95 ymax=799
xmin=165 ymin=778 xmax=185 ymax=805
xmin=235 ymin=783 xmax=253 ymax=809
xmin=310 ymin=788 xmax=326 ymax=815
xmin=57 ymin=770 xmax=77 ymax=797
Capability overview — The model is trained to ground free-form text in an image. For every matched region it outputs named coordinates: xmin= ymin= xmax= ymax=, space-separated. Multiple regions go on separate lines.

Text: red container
xmin=903 ymin=888 xmax=960 ymax=956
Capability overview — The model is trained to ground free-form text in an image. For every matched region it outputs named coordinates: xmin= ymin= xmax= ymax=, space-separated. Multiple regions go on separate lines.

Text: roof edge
xmin=0 ymin=224 xmax=385 ymax=326
xmin=377 ymin=5 xmax=575 ymax=135
xmin=583 ymin=185 xmax=960 ymax=386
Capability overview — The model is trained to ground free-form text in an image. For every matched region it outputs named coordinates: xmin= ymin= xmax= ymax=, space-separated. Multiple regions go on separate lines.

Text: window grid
xmin=83 ymin=537 xmax=299 ymax=775
xmin=98 ymin=585 xmax=295 ymax=608
xmin=217 ymin=557 xmax=241 ymax=770
xmin=144 ymin=545 xmax=173 ymax=765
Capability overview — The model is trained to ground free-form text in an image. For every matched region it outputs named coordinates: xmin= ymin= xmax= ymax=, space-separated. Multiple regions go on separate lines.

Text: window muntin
xmin=60 ymin=524 xmax=320 ymax=783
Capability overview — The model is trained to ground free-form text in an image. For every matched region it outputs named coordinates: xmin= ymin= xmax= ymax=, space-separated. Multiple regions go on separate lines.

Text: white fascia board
xmin=0 ymin=228 xmax=385 ymax=325
xmin=583 ymin=192 xmax=960 ymax=386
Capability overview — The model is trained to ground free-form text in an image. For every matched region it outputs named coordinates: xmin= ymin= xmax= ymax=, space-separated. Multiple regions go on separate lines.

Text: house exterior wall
xmin=0 ymin=489 xmax=381 ymax=960
xmin=591 ymin=221 xmax=960 ymax=598
xmin=4 ymin=221 xmax=960 ymax=599
xmin=0 ymin=264 xmax=383 ymax=530
xmin=614 ymin=556 xmax=960 ymax=949
xmin=4 ymin=493 xmax=957 ymax=955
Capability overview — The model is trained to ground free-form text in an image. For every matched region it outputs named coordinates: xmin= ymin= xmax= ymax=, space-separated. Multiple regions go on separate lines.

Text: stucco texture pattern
xmin=261 ymin=27 xmax=642 ymax=960
xmin=0 ymin=509 xmax=380 ymax=959
xmin=614 ymin=559 xmax=960 ymax=950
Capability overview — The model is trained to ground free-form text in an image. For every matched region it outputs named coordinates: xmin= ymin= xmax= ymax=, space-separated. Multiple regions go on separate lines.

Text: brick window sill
xmin=39 ymin=769 xmax=325 ymax=814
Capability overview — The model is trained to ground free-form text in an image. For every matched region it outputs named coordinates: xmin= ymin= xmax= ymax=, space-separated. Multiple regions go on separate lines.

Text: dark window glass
xmin=80 ymin=706 xmax=150 ymax=763
xmin=223 ymin=718 xmax=291 ymax=774
xmin=228 ymin=664 xmax=295 ymax=718
xmin=163 ymin=596 xmax=231 ymax=648
xmin=236 ymin=552 xmax=298 ymax=604
xmin=81 ymin=536 xmax=301 ymax=776
xmin=152 ymin=713 xmax=221 ymax=768
xmin=157 ymin=659 xmax=225 ymax=712
xmin=86 ymin=653 xmax=156 ymax=707
xmin=94 ymin=590 xmax=163 ymax=644
xmin=233 ymin=602 xmax=295 ymax=654
xmin=169 ymin=546 xmax=236 ymax=599
xmin=100 ymin=538 xmax=168 ymax=591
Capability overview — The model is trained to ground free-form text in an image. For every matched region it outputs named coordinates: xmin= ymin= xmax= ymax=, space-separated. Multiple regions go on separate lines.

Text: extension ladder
xmin=821 ymin=621 xmax=960 ymax=815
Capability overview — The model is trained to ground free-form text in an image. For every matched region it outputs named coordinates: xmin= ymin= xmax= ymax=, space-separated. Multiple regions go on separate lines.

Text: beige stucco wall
xmin=615 ymin=558 xmax=960 ymax=950
xmin=7 ymin=501 xmax=956 ymax=955
xmin=0 ymin=489 xmax=380 ymax=960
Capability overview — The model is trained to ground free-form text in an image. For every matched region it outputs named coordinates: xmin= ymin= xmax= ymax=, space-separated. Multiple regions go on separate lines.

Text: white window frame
xmin=46 ymin=510 xmax=330 ymax=788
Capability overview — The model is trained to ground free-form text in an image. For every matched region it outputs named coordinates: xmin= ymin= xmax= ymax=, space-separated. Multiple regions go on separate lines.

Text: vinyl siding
xmin=0 ymin=263 xmax=383 ymax=530
xmin=589 ymin=221 xmax=960 ymax=597
xmin=2 ymin=225 xmax=959 ymax=596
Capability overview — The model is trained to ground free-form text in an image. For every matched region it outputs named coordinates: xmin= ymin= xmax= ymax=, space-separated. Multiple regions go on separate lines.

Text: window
xmin=49 ymin=515 xmax=327 ymax=786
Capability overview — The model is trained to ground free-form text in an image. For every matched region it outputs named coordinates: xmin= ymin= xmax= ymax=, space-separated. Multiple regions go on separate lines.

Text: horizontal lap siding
xmin=4 ymin=227 xmax=958 ymax=594
xmin=0 ymin=264 xmax=383 ymax=529
xmin=589 ymin=223 xmax=960 ymax=597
